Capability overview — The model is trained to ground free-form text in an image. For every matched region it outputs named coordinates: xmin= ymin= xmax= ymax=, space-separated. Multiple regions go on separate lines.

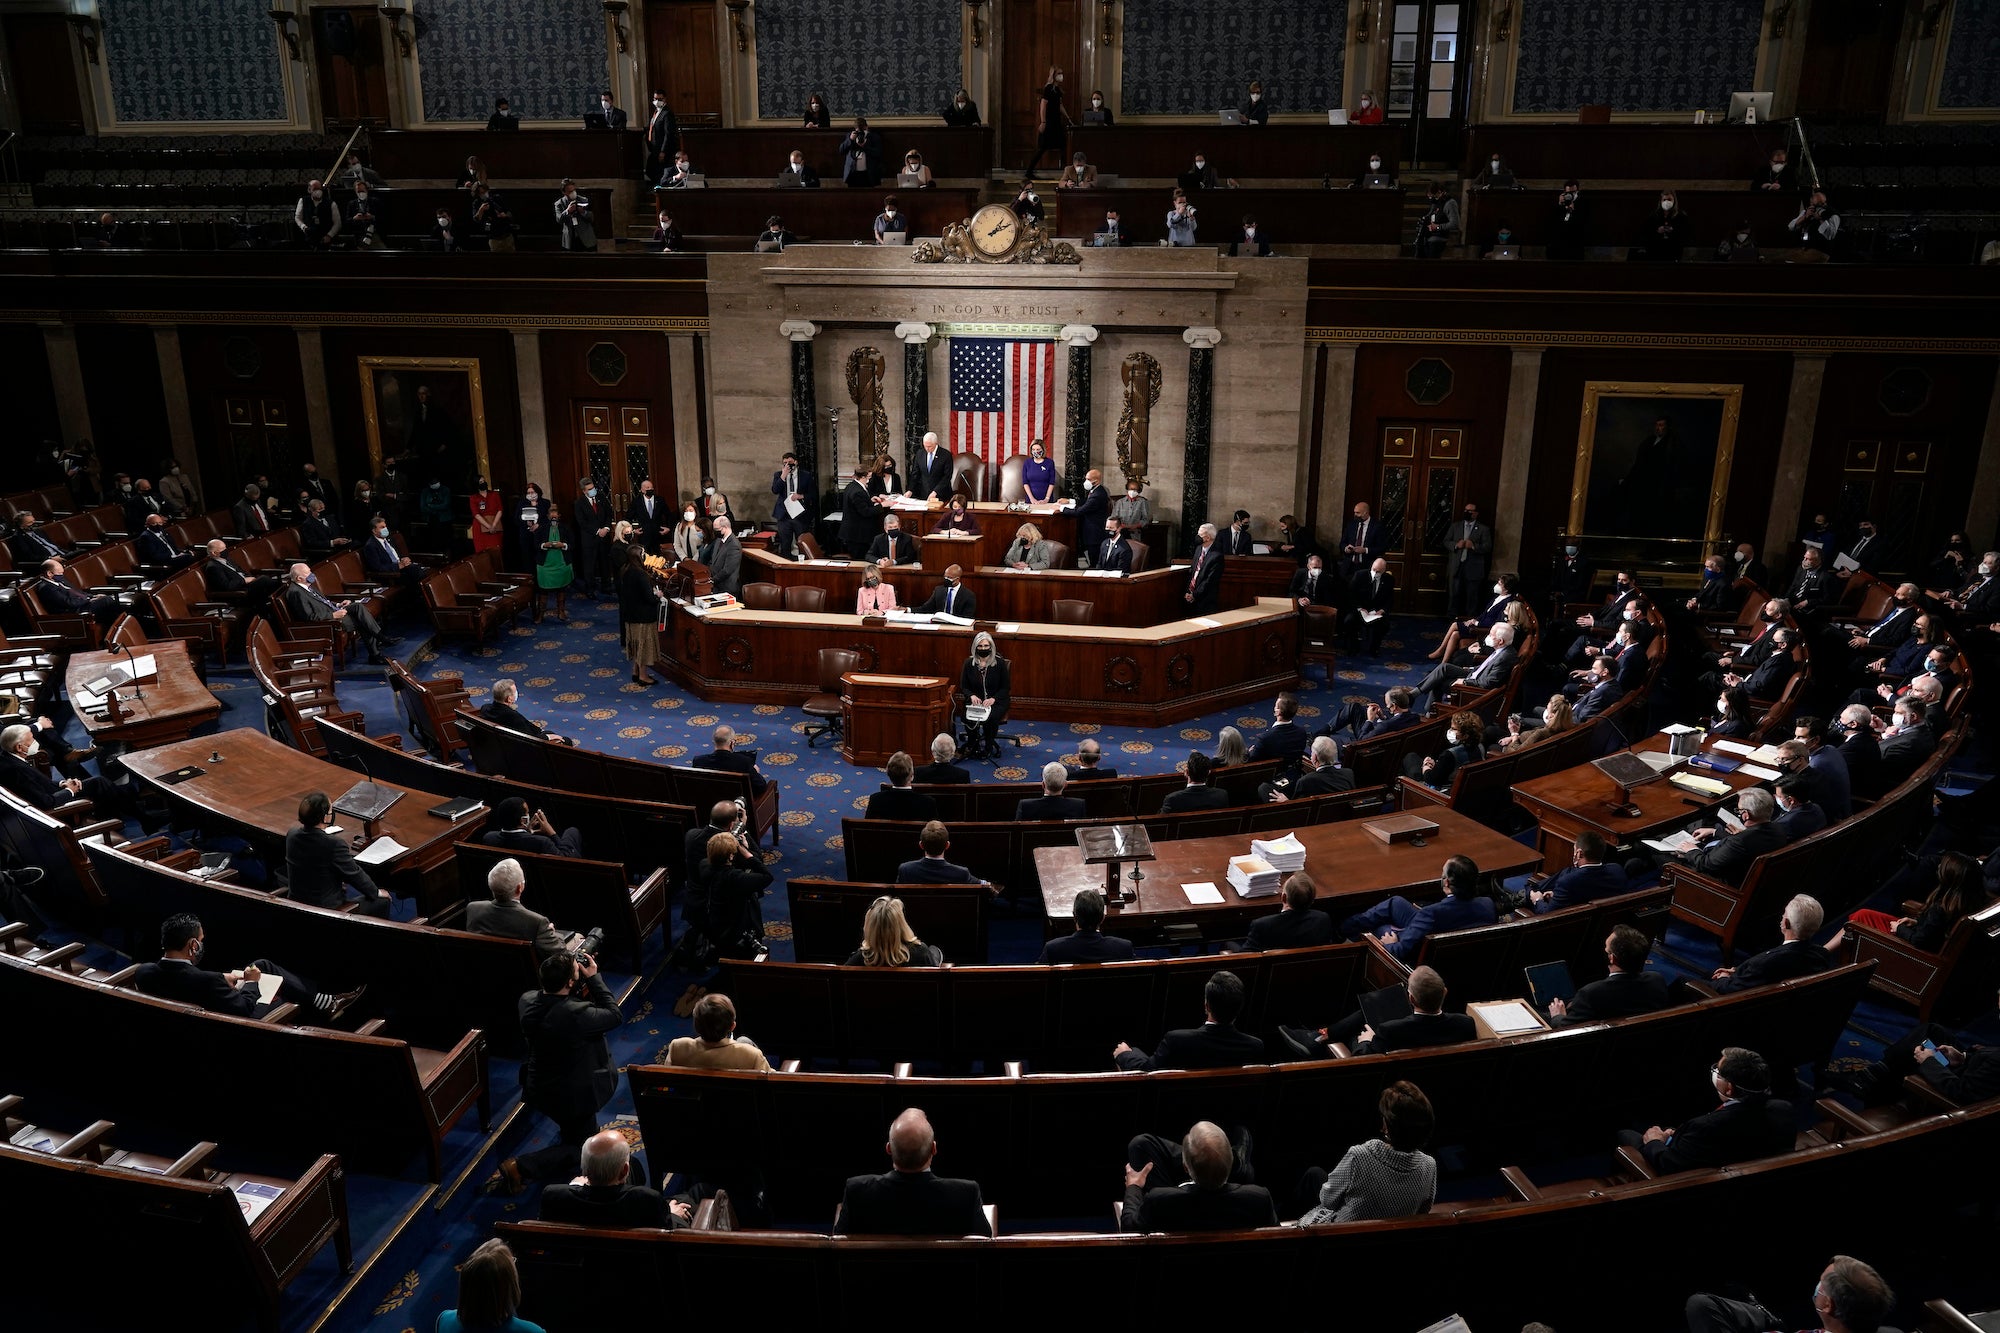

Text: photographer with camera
xmin=490 ymin=949 xmax=623 ymax=1194
xmin=697 ymin=827 xmax=772 ymax=959
xmin=468 ymin=857 xmax=605 ymax=964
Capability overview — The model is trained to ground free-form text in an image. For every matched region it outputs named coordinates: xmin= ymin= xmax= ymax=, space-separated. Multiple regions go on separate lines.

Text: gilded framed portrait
xmin=356 ymin=356 xmax=491 ymax=484
xmin=1568 ymin=381 xmax=1743 ymax=548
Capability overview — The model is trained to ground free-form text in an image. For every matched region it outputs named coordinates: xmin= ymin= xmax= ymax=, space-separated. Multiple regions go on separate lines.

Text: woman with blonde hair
xmin=845 ymin=896 xmax=943 ymax=967
xmin=1004 ymin=521 xmax=1052 ymax=571
xmin=1212 ymin=725 xmax=1248 ymax=769
xmin=1499 ymin=694 xmax=1573 ymax=752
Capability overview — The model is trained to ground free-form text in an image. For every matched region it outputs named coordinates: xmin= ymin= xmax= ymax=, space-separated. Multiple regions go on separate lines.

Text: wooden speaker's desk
xmin=841 ymin=672 xmax=953 ymax=766
xmin=65 ymin=640 xmax=221 ymax=748
xmin=1510 ymin=732 xmax=1770 ymax=873
xmin=663 ymin=597 xmax=1300 ymax=726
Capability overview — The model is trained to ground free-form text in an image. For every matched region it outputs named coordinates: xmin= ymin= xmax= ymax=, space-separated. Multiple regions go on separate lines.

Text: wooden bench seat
xmin=451 ymin=841 xmax=668 ymax=972
xmin=786 ymin=877 xmax=994 ymax=964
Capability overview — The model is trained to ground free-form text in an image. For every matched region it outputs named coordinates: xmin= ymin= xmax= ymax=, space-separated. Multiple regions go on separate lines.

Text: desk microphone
xmin=114 ymin=638 xmax=144 ymax=702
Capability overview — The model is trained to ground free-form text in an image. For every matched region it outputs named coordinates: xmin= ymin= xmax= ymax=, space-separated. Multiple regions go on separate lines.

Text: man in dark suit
xmin=1285 ymin=737 xmax=1356 ymax=798
xmin=482 ymin=678 xmax=571 ymax=745
xmin=1016 ymin=762 xmax=1087 ymax=820
xmin=769 ymin=451 xmax=814 ymax=558
xmin=1791 ymin=715 xmax=1852 ymax=823
xmin=1354 ymin=966 xmax=1478 ymax=1055
xmin=866 ymin=514 xmax=919 ymax=567
xmin=1877 ymin=697 xmax=1937 ymax=792
xmin=8 ymin=513 xmax=69 ymax=566
xmin=1072 ymin=468 xmax=1109 ymax=540
xmin=284 ymin=791 xmax=391 ymax=917
xmin=704 ymin=517 xmax=744 ymax=599
xmin=1711 ymin=893 xmax=1833 ymax=992
xmin=837 ymin=465 xmax=879 ymax=558
xmin=1529 ymin=830 xmax=1628 ymax=914
xmin=1416 ymin=620 xmax=1518 ymax=712
xmin=133 ymin=912 xmax=358 ymax=1020
xmin=501 ymin=951 xmax=625 ymax=1191
xmin=1835 ymin=704 xmax=1885 ymax=801
xmin=31 ymin=559 xmax=120 ymax=629
xmin=1039 ymin=887 xmax=1136 ymax=964
xmin=1570 ymin=657 xmax=1625 ymax=722
xmin=1219 ymin=509 xmax=1257 ymax=557
xmin=1160 ymin=750 xmax=1231 ymax=813
xmin=593 ymin=91 xmax=628 ymax=129
xmin=1728 ymin=540 xmax=1770 ymax=590
xmin=896 ymin=819 xmax=984 ymax=884
xmin=1183 ymin=523 xmax=1224 ymax=615
xmin=123 ymin=478 xmax=167 ymax=534
xmin=0 ymin=721 xmax=125 ymax=816
xmin=693 ymin=723 xmax=768 ymax=796
xmin=1770 ymin=771 xmax=1827 ymax=843
xmin=1321 ymin=685 xmax=1421 ymax=743
xmin=298 ymin=500 xmax=350 ymax=558
xmin=1290 ymin=553 xmax=1339 ymax=612
xmin=1337 ymin=501 xmax=1385 ymax=578
xmin=135 ymin=514 xmax=197 ymax=571
xmin=913 ymin=734 xmax=971 ymax=785
xmin=865 ymin=751 xmax=941 ymax=821
xmin=911 ymin=432 xmax=955 ymax=503
xmin=1241 ymin=872 xmax=1334 ymax=951
xmin=1113 ymin=969 xmax=1265 ymax=1070
xmin=1834 ymin=1003 xmax=2000 ymax=1108
xmin=232 ymin=483 xmax=273 ymax=536
xmin=1342 ymin=557 xmax=1395 ymax=653
xmin=1121 ymin=1120 xmax=1277 ymax=1233
xmin=1341 ymin=855 xmax=1498 ymax=964
xmin=199 ymin=539 xmax=279 ymax=610
xmin=683 ymin=802 xmax=738 ymax=888
xmin=281 ymin=562 xmax=394 ymax=663
xmin=912 ymin=565 xmax=974 ymax=620
xmin=1245 ymin=690 xmax=1309 ymax=771
xmin=626 ymin=480 xmax=667 ymax=553
xmin=838 ymin=1109 xmax=990 ymax=1236
xmin=468 ymin=855 xmax=601 ymax=962
xmin=1727 ymin=626 xmax=1797 ymax=701
xmin=574 ymin=477 xmax=616 ymax=595
xmin=1092 ymin=518 xmax=1134 ymax=573
xmin=360 ymin=518 xmax=425 ymax=590
xmin=1552 ymin=541 xmax=1597 ymax=613
xmin=481 ymin=797 xmax=585 ymax=859
xmin=540 ymin=1129 xmax=687 ymax=1230
xmin=1067 ymin=738 xmax=1118 ymax=782
xmin=1549 ymin=925 xmax=1670 ymax=1027
xmin=643 ymin=88 xmax=680 ymax=178
xmin=1442 ymin=501 xmax=1494 ymax=619
xmin=1619 ymin=1046 xmax=1793 ymax=1173
xmin=1668 ymin=787 xmax=1788 ymax=888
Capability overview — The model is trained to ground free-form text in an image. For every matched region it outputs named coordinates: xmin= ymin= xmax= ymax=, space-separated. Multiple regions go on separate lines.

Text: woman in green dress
xmin=526 ymin=501 xmax=574 ymax=622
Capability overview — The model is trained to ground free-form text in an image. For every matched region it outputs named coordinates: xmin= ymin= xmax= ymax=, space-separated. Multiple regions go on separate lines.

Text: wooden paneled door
xmin=4 ymin=15 xmax=87 ymax=133
xmin=1385 ymin=1 xmax=1475 ymax=164
xmin=645 ymin=0 xmax=723 ymax=125
xmin=578 ymin=402 xmax=669 ymax=511
xmin=311 ymin=7 xmax=391 ymax=127
xmin=220 ymin=398 xmax=306 ymax=483
xmin=1834 ymin=438 xmax=1928 ymax=577
xmin=1001 ymin=0 xmax=1085 ymax=172
xmin=1374 ymin=422 xmax=1470 ymax=616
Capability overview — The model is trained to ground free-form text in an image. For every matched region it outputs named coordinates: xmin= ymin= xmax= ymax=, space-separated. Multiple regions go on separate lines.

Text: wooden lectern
xmin=841 ymin=672 xmax=952 ymax=766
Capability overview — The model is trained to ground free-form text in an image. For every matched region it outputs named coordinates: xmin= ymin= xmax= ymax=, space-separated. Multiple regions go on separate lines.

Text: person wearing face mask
xmin=1730 ymin=541 xmax=1769 ymax=589
xmin=1110 ymin=481 xmax=1151 ymax=531
xmin=1686 ymin=554 xmax=1737 ymax=615
xmin=1843 ymin=581 xmax=1918 ymax=656
xmin=1242 ymin=80 xmax=1268 ymax=126
xmin=658 ymin=150 xmax=697 ymax=191
xmin=1472 ymin=154 xmax=1516 ymax=190
xmin=1545 ymin=179 xmax=1587 ymax=261
xmin=1428 ymin=570 xmax=1518 ymax=663
xmin=769 ymin=450 xmax=815 ymax=557
xmin=838 ymin=463 xmax=879 ymax=558
xmin=486 ymin=97 xmax=519 ymax=132
xmin=607 ymin=519 xmax=639 ymax=568
xmin=1849 ymin=613 xmax=1935 ymax=701
xmin=868 ymin=455 xmax=903 ymax=504
xmin=649 ymin=207 xmax=682 ymax=254
xmin=1719 ymin=625 xmax=1798 ymax=701
xmin=1618 ymin=1046 xmax=1793 ymax=1174
xmin=937 ymin=496 xmax=980 ymax=536
xmin=1230 ymin=214 xmax=1272 ymax=258
xmin=430 ymin=206 xmax=462 ymax=253
xmin=1093 ymin=518 xmax=1133 ymax=574
xmin=0 ymin=720 xmax=127 ymax=815
xmin=158 ymin=456 xmax=199 ymax=515
xmin=1498 ymin=694 xmax=1573 ymax=753
xmin=1340 ymin=855 xmax=1496 ymax=963
xmin=1749 ymin=146 xmax=1796 ymax=195
xmin=346 ymin=181 xmax=381 ymax=249
xmin=1942 ymin=549 xmax=2000 ymax=623
xmin=1785 ymin=189 xmax=1840 ymax=261
xmin=941 ymin=87 xmax=980 ymax=127
xmin=574 ymin=475 xmax=615 ymax=595
xmin=470 ymin=477 xmax=504 ymax=555
xmin=755 ymin=215 xmax=799 ymax=251
xmin=554 ymin=179 xmax=596 ymax=252
xmin=417 ymin=475 xmax=454 ymax=551
xmin=1353 ymin=153 xmax=1397 ymax=190
xmin=1714 ymin=217 xmax=1759 ymax=263
xmin=1483 ymin=223 xmax=1519 ymax=259
xmin=1416 ymin=620 xmax=1518 ymax=713
xmin=1414 ymin=182 xmax=1459 ymax=258
xmin=136 ymin=912 xmax=361 ymax=1022
xmin=644 ymin=88 xmax=680 ymax=180
xmin=526 ymin=501 xmax=575 ymax=621
xmin=699 ymin=476 xmax=733 ymax=529
xmin=840 ymin=116 xmax=885 ymax=188
xmin=855 ymin=567 xmax=897 ymax=614
xmin=872 ymin=194 xmax=906 ymax=244
xmin=1563 ymin=570 xmax=1644 ymax=667
xmin=1350 ymin=90 xmax=1383 ymax=125
xmin=672 ymin=502 xmax=706 ymax=562
xmin=1071 ymin=467 xmax=1109 ymax=537
xmin=1551 ymin=538 xmax=1595 ymax=615
xmin=294 ymin=178 xmax=341 ymax=248
xmin=867 ymin=515 xmax=919 ymax=567
xmin=1402 ymin=711 xmax=1485 ymax=789
xmin=1878 ymin=694 xmax=1940 ymax=789
xmin=1058 ymin=151 xmax=1097 ymax=190
xmin=1003 ymin=521 xmax=1053 ymax=571
xmin=897 ymin=152 xmax=934 ymax=189
xmin=802 ymin=92 xmax=831 ymax=129
xmin=775 ymin=148 xmax=821 ymax=191
xmin=1221 ymin=508 xmax=1257 ymax=558
xmin=958 ymin=630 xmax=1009 ymax=755
xmin=1179 ymin=153 xmax=1221 ymax=193
xmin=626 ymin=480 xmax=665 ymax=553
xmin=363 ymin=516 xmax=426 ymax=590
xmin=1165 ymin=188 xmax=1197 ymax=246
xmin=1636 ymin=189 xmax=1685 ymax=262
xmin=915 ymin=563 xmax=975 ymax=621
xmin=1838 ymin=516 xmax=1885 ymax=573
xmin=591 ymin=90 xmax=627 ymax=130
xmin=471 ymin=181 xmax=515 ymax=252
xmin=1083 ymin=88 xmax=1113 ymax=126
xmin=1018 ymin=439 xmax=1057 ymax=503
xmin=1028 ymin=66 xmax=1071 ymax=174
xmin=702 ymin=516 xmax=743 ymax=598
xmin=1012 ymin=179 xmax=1045 ymax=224
xmin=1441 ymin=501 xmax=1492 ymax=620
xmin=1785 ymin=545 xmax=1836 ymax=619
xmin=1925 ymin=531 xmax=1969 ymax=592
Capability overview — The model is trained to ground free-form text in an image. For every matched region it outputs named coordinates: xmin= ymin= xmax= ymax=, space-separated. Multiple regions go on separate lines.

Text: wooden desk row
xmin=1462 ymin=123 xmax=1782 ymax=182
xmin=367 ymin=128 xmax=643 ymax=181
xmin=367 ymin=186 xmax=616 ymax=240
xmin=1460 ymin=189 xmax=1803 ymax=248
xmin=662 ymin=597 xmax=1301 ymax=725
xmin=645 ymin=186 xmax=982 ymax=240
xmin=1068 ymin=124 xmax=1405 ymax=179
xmin=680 ymin=126 xmax=995 ymax=180
xmin=1051 ymin=186 xmax=1406 ymax=246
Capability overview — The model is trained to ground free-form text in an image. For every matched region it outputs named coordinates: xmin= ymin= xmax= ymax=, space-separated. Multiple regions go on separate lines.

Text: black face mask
xmin=976 ymin=647 xmax=991 ymax=657
xmin=1761 ymin=611 xmax=1779 ymax=623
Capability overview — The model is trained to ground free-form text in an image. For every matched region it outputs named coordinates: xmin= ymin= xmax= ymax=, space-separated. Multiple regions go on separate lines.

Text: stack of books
xmin=1249 ymin=833 xmax=1306 ymax=874
xmin=1225 ymin=855 xmax=1282 ymax=898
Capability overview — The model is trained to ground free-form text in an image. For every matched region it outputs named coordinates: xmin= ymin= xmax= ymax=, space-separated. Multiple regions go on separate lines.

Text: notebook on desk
xmin=333 ymin=779 xmax=403 ymax=822
xmin=1524 ymin=961 xmax=1576 ymax=1010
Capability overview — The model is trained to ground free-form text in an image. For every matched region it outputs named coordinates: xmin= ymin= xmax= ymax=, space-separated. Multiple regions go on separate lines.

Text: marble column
xmin=151 ymin=324 xmax=206 ymax=502
xmin=513 ymin=329 xmax=551 ymax=491
xmin=667 ymin=333 xmax=703 ymax=502
xmin=293 ymin=326 xmax=340 ymax=485
xmin=780 ymin=320 xmax=820 ymax=481
xmin=1310 ymin=342 xmax=1358 ymax=544
xmin=1760 ymin=353 xmax=1827 ymax=563
xmin=895 ymin=322 xmax=933 ymax=474
xmin=1180 ymin=327 xmax=1222 ymax=549
xmin=1490 ymin=346 xmax=1544 ymax=576
xmin=1060 ymin=323 xmax=1098 ymax=498
xmin=1965 ymin=364 xmax=2000 ymax=550
xmin=40 ymin=323 xmax=93 ymax=446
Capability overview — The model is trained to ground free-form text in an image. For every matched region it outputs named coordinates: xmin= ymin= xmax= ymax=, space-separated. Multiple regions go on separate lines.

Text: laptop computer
xmin=879 ymin=230 xmax=910 ymax=245
xmin=754 ymin=239 xmax=784 ymax=253
xmin=1217 ymin=109 xmax=1246 ymax=126
xmin=1483 ymin=168 xmax=1518 ymax=189
xmin=1090 ymin=231 xmax=1122 ymax=247
xmin=680 ymin=173 xmax=706 ymax=189
xmin=1360 ymin=172 xmax=1398 ymax=189
xmin=1082 ymin=108 xmax=1109 ymax=125
xmin=1327 ymin=109 xmax=1349 ymax=125
xmin=582 ymin=112 xmax=608 ymax=130
xmin=1488 ymin=243 xmax=1520 ymax=260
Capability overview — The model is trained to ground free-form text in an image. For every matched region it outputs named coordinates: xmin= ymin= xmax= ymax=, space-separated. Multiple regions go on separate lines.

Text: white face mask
xmin=1194 ymin=160 xmax=1206 ymax=170
xmin=1360 ymin=97 xmax=1372 ymax=107
xmin=1092 ymin=98 xmax=1103 ymax=107
xmin=1484 ymin=635 xmax=1496 ymax=649
xmin=1446 ymin=729 xmax=1459 ymax=745
xmin=1250 ymin=93 xmax=1261 ymax=102
xmin=683 ymin=510 xmax=696 ymax=521
xmin=1126 ymin=490 xmax=1139 ymax=499
xmin=1716 ymin=699 xmax=1729 ymax=716
xmin=1712 ymin=1069 xmax=1728 ymax=1096
xmin=1370 ymin=159 xmax=1382 ymax=170
xmin=1623 ymin=608 xmax=1638 ymax=621
xmin=703 ymin=487 xmax=715 ymax=496
xmin=1982 ymin=563 xmax=1994 ymax=577
xmin=1490 ymin=159 xmax=1501 ymax=170
xmin=885 ymin=208 xmax=897 ymax=217
xmin=1493 ymin=583 xmax=1505 ymax=595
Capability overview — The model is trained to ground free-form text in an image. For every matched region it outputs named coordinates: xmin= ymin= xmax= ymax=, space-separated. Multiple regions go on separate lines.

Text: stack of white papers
xmin=1644 ymin=830 xmax=1702 ymax=854
xmin=1249 ymin=833 xmax=1306 ymax=873
xmin=1225 ymin=855 xmax=1281 ymax=897
xmin=1746 ymin=743 xmax=1787 ymax=764
xmin=1738 ymin=763 xmax=1783 ymax=781
xmin=1711 ymin=739 xmax=1758 ymax=756
xmin=1476 ymin=1001 xmax=1545 ymax=1035
xmin=1669 ymin=772 xmax=1731 ymax=797
xmin=1191 ymin=616 xmax=1222 ymax=628
xmin=1181 ymin=882 xmax=1224 ymax=905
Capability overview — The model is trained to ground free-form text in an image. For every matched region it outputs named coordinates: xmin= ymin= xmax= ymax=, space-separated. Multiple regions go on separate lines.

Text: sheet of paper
xmin=1660 ymin=723 xmax=1698 ymax=735
xmin=1361 ymin=610 xmax=1385 ymax=622
xmin=1716 ymin=807 xmax=1745 ymax=833
xmin=997 ymin=623 xmax=1021 ymax=634
xmin=1801 ymin=538 xmax=1824 ymax=549
xmin=1747 ymin=743 xmax=1787 ymax=764
xmin=784 ymin=497 xmax=805 ymax=518
xmin=1475 ymin=1001 xmax=1544 ymax=1034
xmin=1711 ymin=739 xmax=1758 ymax=756
xmin=234 ymin=1180 xmax=285 ymax=1224
xmin=1191 ymin=616 xmax=1222 ymax=628
xmin=1670 ymin=773 xmax=1731 ymax=797
xmin=256 ymin=973 xmax=282 ymax=1005
xmin=1738 ymin=763 xmax=1783 ymax=781
xmin=1252 ymin=543 xmax=1271 ymax=555
xmin=356 ymin=836 xmax=409 ymax=865
xmin=1181 ymin=882 xmax=1224 ymax=905
xmin=1833 ymin=552 xmax=1860 ymax=573
xmin=1645 ymin=831 xmax=1701 ymax=853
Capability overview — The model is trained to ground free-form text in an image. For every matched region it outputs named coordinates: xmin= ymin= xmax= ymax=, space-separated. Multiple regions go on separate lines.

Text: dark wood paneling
xmin=319 ymin=328 xmax=523 ymax=499
xmin=1004 ymin=0 xmax=1085 ymax=169
xmin=645 ymin=1 xmax=722 ymax=122
xmin=74 ymin=323 xmax=169 ymax=482
xmin=1071 ymin=125 xmax=1405 ymax=179
xmin=648 ymin=186 xmax=981 ymax=241
xmin=176 ymin=325 xmax=308 ymax=499
xmin=375 ymin=187 xmax=616 ymax=240
xmin=538 ymin=329 xmax=677 ymax=508
xmin=678 ymin=127 xmax=993 ymax=179
xmin=1462 ymin=124 xmax=1780 ymax=180
xmin=1462 ymin=189 xmax=1799 ymax=250
xmin=4 ymin=15 xmax=84 ymax=133
xmin=0 ymin=323 xmax=63 ymax=452
xmin=1052 ymin=187 xmax=1404 ymax=245
xmin=368 ymin=130 xmax=643 ymax=181
xmin=1344 ymin=342 xmax=1512 ymax=524
xmin=312 ymin=6 xmax=391 ymax=126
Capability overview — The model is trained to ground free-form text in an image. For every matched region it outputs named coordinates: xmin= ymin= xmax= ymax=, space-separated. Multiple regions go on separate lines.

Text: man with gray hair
xmin=1686 ymin=1254 xmax=1894 ymax=1333
xmin=1835 ymin=702 xmax=1884 ymax=801
xmin=0 ymin=721 xmax=125 ymax=815
xmin=481 ymin=677 xmax=569 ymax=746
xmin=538 ymin=1126 xmax=692 ymax=1229
xmin=1015 ymin=760 xmax=1085 ymax=820
xmin=466 ymin=856 xmax=604 ymax=964
xmin=914 ymin=732 xmax=970 ymax=785
xmin=1414 ymin=619 xmax=1517 ymax=710
xmin=838 ymin=1108 xmax=990 ymax=1236
xmin=704 ymin=513 xmax=742 ymax=598
xmin=1067 ymin=737 xmax=1119 ymax=782
xmin=1121 ymin=1120 xmax=1276 ymax=1232
xmin=1668 ymin=787 xmax=1786 ymax=888
xmin=279 ymin=561 xmax=393 ymax=663
xmin=1711 ymin=893 xmax=1831 ymax=993
xmin=1185 ymin=521 xmax=1224 ymax=615
xmin=693 ymin=721 xmax=768 ymax=795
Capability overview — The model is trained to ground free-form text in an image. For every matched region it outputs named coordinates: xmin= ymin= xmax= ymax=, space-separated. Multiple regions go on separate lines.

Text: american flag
xmin=948 ymin=336 xmax=1055 ymax=496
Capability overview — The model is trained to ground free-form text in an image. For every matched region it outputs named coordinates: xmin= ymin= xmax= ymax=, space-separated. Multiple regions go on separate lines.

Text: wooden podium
xmin=841 ymin=672 xmax=953 ymax=766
